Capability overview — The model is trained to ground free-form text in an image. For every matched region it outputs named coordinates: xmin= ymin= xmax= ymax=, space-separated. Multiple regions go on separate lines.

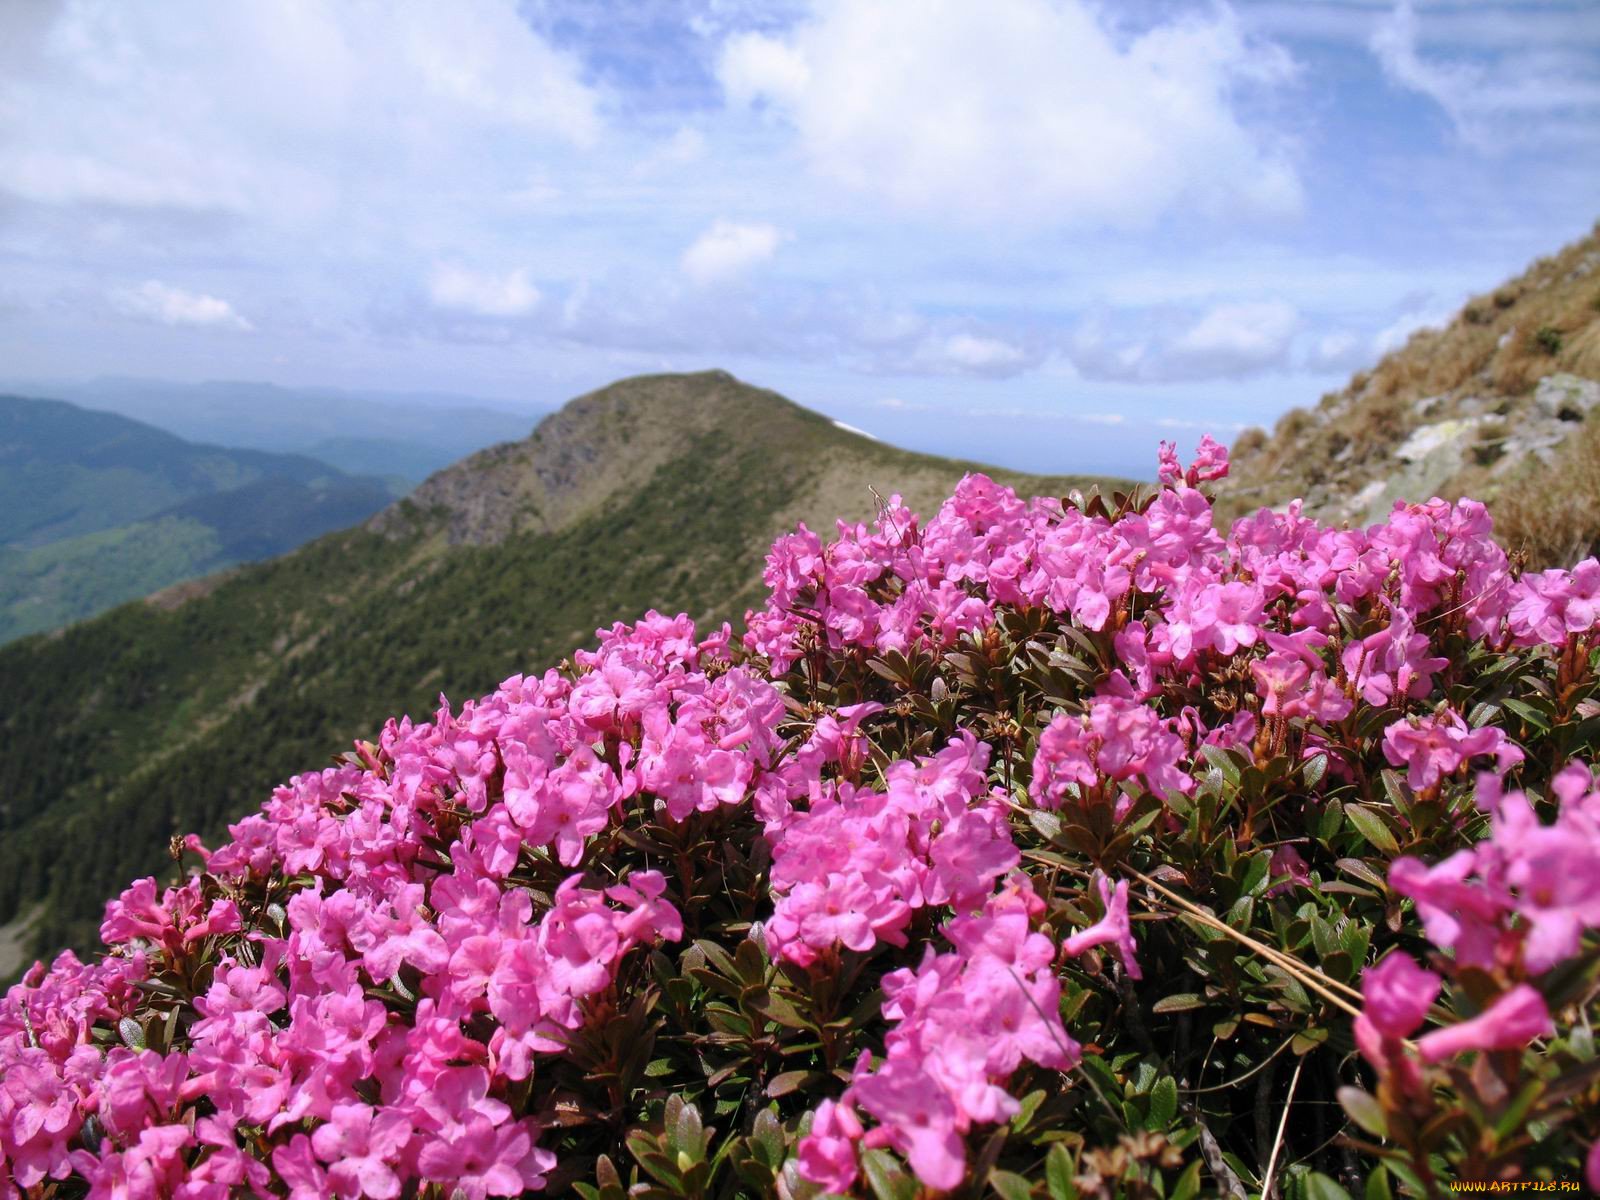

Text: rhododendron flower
xmin=850 ymin=1060 xmax=966 ymax=1191
xmin=1382 ymin=709 xmax=1522 ymax=793
xmin=1360 ymin=952 xmax=1440 ymax=1040
xmin=311 ymin=1103 xmax=412 ymax=1200
xmin=1062 ymin=872 xmax=1141 ymax=979
xmin=416 ymin=1114 xmax=554 ymax=1198
xmin=1416 ymin=984 xmax=1553 ymax=1062
xmin=1389 ymin=852 xmax=1506 ymax=970
xmin=797 ymin=1098 xmax=862 ymax=1193
xmin=1507 ymin=559 xmax=1600 ymax=645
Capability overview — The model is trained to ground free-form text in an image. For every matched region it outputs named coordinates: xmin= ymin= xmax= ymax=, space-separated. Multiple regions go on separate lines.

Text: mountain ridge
xmin=32 ymin=376 xmax=545 ymax=484
xmin=0 ymin=394 xmax=401 ymax=642
xmin=0 ymin=371 xmax=1128 ymax=972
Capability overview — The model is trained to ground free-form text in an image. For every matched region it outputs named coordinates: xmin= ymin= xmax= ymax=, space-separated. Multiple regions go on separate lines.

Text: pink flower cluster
xmin=762 ymin=731 xmax=1018 ymax=965
xmin=1030 ymin=685 xmax=1193 ymax=818
xmin=1 ymin=612 xmax=753 ymax=1198
xmin=1357 ymin=764 xmax=1600 ymax=1087
xmin=10 ymin=431 xmax=1600 ymax=1197
xmin=797 ymin=880 xmax=1077 ymax=1191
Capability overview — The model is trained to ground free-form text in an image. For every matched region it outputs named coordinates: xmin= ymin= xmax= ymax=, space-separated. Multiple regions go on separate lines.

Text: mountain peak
xmin=367 ymin=371 xmax=835 ymax=548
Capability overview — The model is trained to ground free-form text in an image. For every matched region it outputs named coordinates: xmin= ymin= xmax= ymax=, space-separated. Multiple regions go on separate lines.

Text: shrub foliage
xmin=5 ymin=437 xmax=1600 ymax=1198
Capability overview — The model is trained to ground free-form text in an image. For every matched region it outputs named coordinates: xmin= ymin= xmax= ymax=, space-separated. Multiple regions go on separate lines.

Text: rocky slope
xmin=1221 ymin=223 xmax=1600 ymax=560
xmin=0 ymin=371 xmax=1125 ymax=970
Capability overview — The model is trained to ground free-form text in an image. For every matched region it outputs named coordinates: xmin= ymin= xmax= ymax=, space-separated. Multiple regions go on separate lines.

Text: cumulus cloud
xmin=913 ymin=333 xmax=1033 ymax=376
xmin=1069 ymin=300 xmax=1299 ymax=383
xmin=1166 ymin=300 xmax=1299 ymax=377
xmin=428 ymin=265 xmax=541 ymax=317
xmin=112 ymin=281 xmax=253 ymax=331
xmin=1372 ymin=302 xmax=1453 ymax=356
xmin=680 ymin=220 xmax=786 ymax=285
xmin=1371 ymin=0 xmax=1600 ymax=150
xmin=716 ymin=0 xmax=1302 ymax=227
xmin=1305 ymin=330 xmax=1368 ymax=374
xmin=0 ymin=1 xmax=601 ymax=217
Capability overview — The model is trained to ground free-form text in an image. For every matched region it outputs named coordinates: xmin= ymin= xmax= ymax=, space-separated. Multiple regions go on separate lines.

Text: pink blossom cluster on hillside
xmin=6 ymin=434 xmax=1600 ymax=1196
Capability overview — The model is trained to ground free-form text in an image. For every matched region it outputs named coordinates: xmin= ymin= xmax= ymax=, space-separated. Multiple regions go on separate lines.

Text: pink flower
xmin=1416 ymin=984 xmax=1553 ymax=1063
xmin=311 ymin=1103 xmax=412 ymax=1200
xmin=416 ymin=1114 xmax=554 ymax=1199
xmin=1382 ymin=709 xmax=1522 ymax=793
xmin=1360 ymin=953 xmax=1440 ymax=1040
xmin=1062 ymin=873 xmax=1141 ymax=979
xmin=796 ymin=1098 xmax=862 ymax=1193
xmin=849 ymin=1060 xmax=966 ymax=1191
xmin=271 ymin=1135 xmax=328 ymax=1200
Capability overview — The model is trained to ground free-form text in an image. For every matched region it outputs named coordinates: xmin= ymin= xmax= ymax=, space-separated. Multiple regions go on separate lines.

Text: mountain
xmin=43 ymin=377 xmax=544 ymax=483
xmin=0 ymin=395 xmax=400 ymax=642
xmin=1221 ymin=222 xmax=1600 ymax=562
xmin=0 ymin=371 xmax=1127 ymax=973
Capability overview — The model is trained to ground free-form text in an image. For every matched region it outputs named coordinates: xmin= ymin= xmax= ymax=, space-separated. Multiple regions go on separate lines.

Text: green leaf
xmin=1317 ymin=799 xmax=1345 ymax=844
xmin=1363 ymin=1165 xmax=1395 ymax=1200
xmin=1200 ymin=744 xmax=1242 ymax=789
xmin=1335 ymin=858 xmax=1389 ymax=891
xmin=990 ymin=1169 xmax=1035 ymax=1200
xmin=1152 ymin=993 xmax=1206 ymax=1013
xmin=1492 ymin=1078 xmax=1546 ymax=1143
xmin=1028 ymin=809 xmax=1062 ymax=840
xmin=1337 ymin=1087 xmax=1388 ymax=1139
xmin=1146 ymin=1076 xmax=1178 ymax=1131
xmin=1345 ymin=804 xmax=1400 ymax=856
xmin=861 ymin=1149 xmax=918 ymax=1200
xmin=118 ymin=1017 xmax=145 ymax=1051
xmin=1169 ymin=1160 xmax=1204 ymax=1200
xmin=1304 ymin=1172 xmax=1354 ymax=1200
xmin=1302 ymin=754 xmax=1329 ymax=789
xmin=1502 ymin=697 xmax=1551 ymax=733
xmin=767 ymin=1070 xmax=822 ymax=1098
xmin=1045 ymin=1144 xmax=1078 ymax=1200
xmin=1240 ymin=851 xmax=1272 ymax=898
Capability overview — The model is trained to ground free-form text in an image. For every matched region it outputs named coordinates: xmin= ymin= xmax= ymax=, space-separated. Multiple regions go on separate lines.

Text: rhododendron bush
xmin=9 ymin=435 xmax=1600 ymax=1199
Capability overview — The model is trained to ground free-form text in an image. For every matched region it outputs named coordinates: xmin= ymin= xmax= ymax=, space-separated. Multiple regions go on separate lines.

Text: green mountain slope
xmin=0 ymin=395 xmax=402 ymax=641
xmin=0 ymin=371 xmax=1128 ymax=969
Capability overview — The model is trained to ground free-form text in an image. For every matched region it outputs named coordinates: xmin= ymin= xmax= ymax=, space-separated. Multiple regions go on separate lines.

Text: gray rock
xmin=1533 ymin=374 xmax=1600 ymax=421
xmin=1355 ymin=416 xmax=1490 ymax=524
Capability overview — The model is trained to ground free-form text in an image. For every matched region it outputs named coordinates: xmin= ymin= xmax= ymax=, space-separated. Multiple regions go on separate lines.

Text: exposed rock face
xmin=367 ymin=371 xmax=753 ymax=546
xmin=1533 ymin=373 xmax=1600 ymax=422
xmin=1220 ymin=224 xmax=1600 ymax=534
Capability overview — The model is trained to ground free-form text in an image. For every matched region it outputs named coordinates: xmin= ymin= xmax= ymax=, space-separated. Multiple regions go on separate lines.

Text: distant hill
xmin=42 ymin=377 xmax=543 ymax=483
xmin=1221 ymin=222 xmax=1600 ymax=562
xmin=0 ymin=370 xmax=1129 ymax=969
xmin=0 ymin=395 xmax=399 ymax=641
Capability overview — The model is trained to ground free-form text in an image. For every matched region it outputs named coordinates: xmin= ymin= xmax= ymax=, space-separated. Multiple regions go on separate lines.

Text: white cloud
xmin=635 ymin=126 xmax=709 ymax=174
xmin=922 ymin=333 xmax=1030 ymax=374
xmin=1305 ymin=330 xmax=1368 ymax=373
xmin=680 ymin=219 xmax=786 ymax=285
xmin=1069 ymin=299 xmax=1299 ymax=382
xmin=0 ymin=1 xmax=601 ymax=217
xmin=1371 ymin=1 xmax=1600 ymax=150
xmin=716 ymin=0 xmax=1302 ymax=228
xmin=428 ymin=264 xmax=541 ymax=317
xmin=1372 ymin=303 xmax=1452 ymax=356
xmin=112 ymin=281 xmax=253 ymax=331
xmin=1167 ymin=300 xmax=1299 ymax=376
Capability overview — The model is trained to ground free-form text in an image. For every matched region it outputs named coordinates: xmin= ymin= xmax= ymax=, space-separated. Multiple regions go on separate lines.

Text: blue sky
xmin=0 ymin=0 xmax=1596 ymax=478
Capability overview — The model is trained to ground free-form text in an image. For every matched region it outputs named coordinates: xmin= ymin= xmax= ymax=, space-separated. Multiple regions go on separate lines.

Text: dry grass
xmin=1494 ymin=417 xmax=1600 ymax=568
xmin=1223 ymin=221 xmax=1600 ymax=529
